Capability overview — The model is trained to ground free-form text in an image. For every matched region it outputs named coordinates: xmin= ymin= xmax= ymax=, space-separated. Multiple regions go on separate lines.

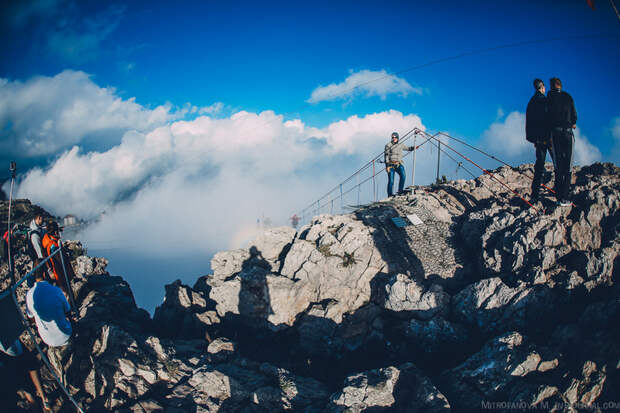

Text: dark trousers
xmin=551 ymin=128 xmax=574 ymax=200
xmin=531 ymin=141 xmax=554 ymax=196
xmin=387 ymin=164 xmax=406 ymax=196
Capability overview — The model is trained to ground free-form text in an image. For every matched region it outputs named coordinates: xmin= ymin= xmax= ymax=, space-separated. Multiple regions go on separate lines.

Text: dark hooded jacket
xmin=547 ymin=89 xmax=577 ymax=129
xmin=525 ymin=91 xmax=549 ymax=143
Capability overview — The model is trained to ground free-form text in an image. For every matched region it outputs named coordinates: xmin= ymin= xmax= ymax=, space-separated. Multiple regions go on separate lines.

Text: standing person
xmin=547 ymin=77 xmax=577 ymax=206
xmin=0 ymin=338 xmax=52 ymax=412
xmin=1 ymin=229 xmax=8 ymax=264
xmin=26 ymin=266 xmax=72 ymax=348
xmin=41 ymin=221 xmax=74 ymax=296
xmin=384 ymin=132 xmax=414 ymax=197
xmin=28 ymin=215 xmax=46 ymax=260
xmin=525 ymin=78 xmax=553 ymax=202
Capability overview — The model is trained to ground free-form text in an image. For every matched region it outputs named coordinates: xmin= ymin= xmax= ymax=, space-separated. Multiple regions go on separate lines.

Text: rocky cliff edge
xmin=1 ymin=162 xmax=618 ymax=412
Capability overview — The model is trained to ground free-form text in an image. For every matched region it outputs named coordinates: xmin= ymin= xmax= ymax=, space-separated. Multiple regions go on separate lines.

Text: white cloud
xmin=0 ymin=70 xmax=195 ymax=158
xmin=319 ymin=110 xmax=424 ymax=155
xmin=198 ymin=102 xmax=224 ymax=115
xmin=573 ymin=131 xmax=602 ymax=165
xmin=480 ymin=111 xmax=601 ymax=166
xmin=12 ymin=109 xmax=429 ymax=255
xmin=307 ymin=69 xmax=421 ymax=103
xmin=481 ymin=111 xmax=529 ymax=158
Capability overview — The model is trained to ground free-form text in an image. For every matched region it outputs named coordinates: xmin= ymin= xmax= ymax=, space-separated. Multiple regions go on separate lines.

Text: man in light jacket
xmin=28 ymin=215 xmax=45 ymax=259
xmin=384 ymin=132 xmax=415 ymax=197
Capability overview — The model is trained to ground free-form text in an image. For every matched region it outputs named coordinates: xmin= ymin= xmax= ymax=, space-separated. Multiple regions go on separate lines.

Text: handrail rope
xmin=327 ymin=33 xmax=618 ymax=100
xmin=307 ymin=130 xmax=435 ymax=217
xmin=7 ymin=172 xmax=15 ymax=285
xmin=418 ymin=131 xmax=540 ymax=213
xmin=10 ymin=290 xmax=85 ymax=413
xmin=9 ymin=245 xmax=85 ymax=412
xmin=58 ymin=240 xmax=78 ymax=314
xmin=433 ymin=140 xmax=505 ymax=201
xmin=425 ymin=130 xmax=537 ymax=211
xmin=302 ymin=128 xmax=434 ymax=217
xmin=436 ymin=132 xmax=557 ymax=196
xmin=303 ymin=126 xmax=527 ymax=220
xmin=11 ymin=247 xmax=63 ymax=290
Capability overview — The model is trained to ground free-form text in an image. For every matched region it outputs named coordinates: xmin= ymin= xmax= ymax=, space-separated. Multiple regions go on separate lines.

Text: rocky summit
xmin=1 ymin=162 xmax=618 ymax=412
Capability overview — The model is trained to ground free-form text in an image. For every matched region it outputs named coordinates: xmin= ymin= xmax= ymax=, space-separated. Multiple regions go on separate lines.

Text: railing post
xmin=340 ymin=184 xmax=343 ymax=213
xmin=331 ymin=199 xmax=334 ymax=214
xmin=436 ymin=140 xmax=441 ymax=184
xmin=412 ymin=133 xmax=417 ymax=187
xmin=58 ymin=240 xmax=78 ymax=313
xmin=372 ymin=159 xmax=376 ymax=202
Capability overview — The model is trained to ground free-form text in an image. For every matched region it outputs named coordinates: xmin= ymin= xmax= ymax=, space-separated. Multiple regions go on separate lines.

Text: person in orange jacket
xmin=41 ymin=221 xmax=70 ymax=295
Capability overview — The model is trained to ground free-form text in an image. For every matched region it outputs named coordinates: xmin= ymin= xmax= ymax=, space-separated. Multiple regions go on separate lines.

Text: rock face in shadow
xmin=1 ymin=162 xmax=618 ymax=412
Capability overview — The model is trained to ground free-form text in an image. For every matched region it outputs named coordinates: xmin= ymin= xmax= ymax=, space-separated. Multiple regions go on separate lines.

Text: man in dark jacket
xmin=525 ymin=78 xmax=552 ymax=201
xmin=547 ymin=77 xmax=577 ymax=206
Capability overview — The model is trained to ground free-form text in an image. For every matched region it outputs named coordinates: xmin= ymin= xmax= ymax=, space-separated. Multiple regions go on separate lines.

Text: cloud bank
xmin=308 ymin=69 xmax=421 ymax=103
xmin=0 ymin=70 xmax=218 ymax=159
xmin=13 ymin=105 xmax=427 ymax=255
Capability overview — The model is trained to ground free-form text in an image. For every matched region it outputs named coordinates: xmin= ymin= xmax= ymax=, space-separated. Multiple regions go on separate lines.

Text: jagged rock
xmin=205 ymin=214 xmax=385 ymax=332
xmin=2 ymin=163 xmax=619 ymax=412
xmin=164 ymin=359 xmax=329 ymax=412
xmin=438 ymin=332 xmax=560 ymax=411
xmin=77 ymin=273 xmax=152 ymax=334
xmin=249 ymin=226 xmax=297 ymax=271
xmin=297 ymin=303 xmax=383 ymax=358
xmin=207 ymin=338 xmax=236 ymax=363
xmin=452 ymin=276 xmax=560 ymax=336
xmin=209 ymin=249 xmax=251 ymax=281
xmin=327 ymin=363 xmax=450 ymax=412
xmin=374 ymin=273 xmax=450 ymax=319
xmin=72 ymin=255 xmax=108 ymax=277
xmin=153 ymin=279 xmax=219 ymax=339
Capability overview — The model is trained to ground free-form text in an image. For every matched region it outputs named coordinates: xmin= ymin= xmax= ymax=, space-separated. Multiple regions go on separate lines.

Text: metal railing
xmin=294 ymin=127 xmax=440 ymax=225
xmin=4 ymin=160 xmax=85 ymax=412
xmin=7 ymin=243 xmax=85 ymax=413
xmin=4 ymin=242 xmax=85 ymax=412
xmin=293 ymin=125 xmax=551 ymax=225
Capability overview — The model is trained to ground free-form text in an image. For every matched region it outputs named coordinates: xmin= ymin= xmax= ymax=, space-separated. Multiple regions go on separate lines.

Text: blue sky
xmin=2 ymin=1 xmax=618 ymax=144
xmin=1 ymin=0 xmax=619 ymax=311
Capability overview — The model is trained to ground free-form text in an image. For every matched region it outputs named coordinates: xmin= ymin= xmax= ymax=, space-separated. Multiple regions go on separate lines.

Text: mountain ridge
xmin=1 ymin=162 xmax=618 ymax=412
